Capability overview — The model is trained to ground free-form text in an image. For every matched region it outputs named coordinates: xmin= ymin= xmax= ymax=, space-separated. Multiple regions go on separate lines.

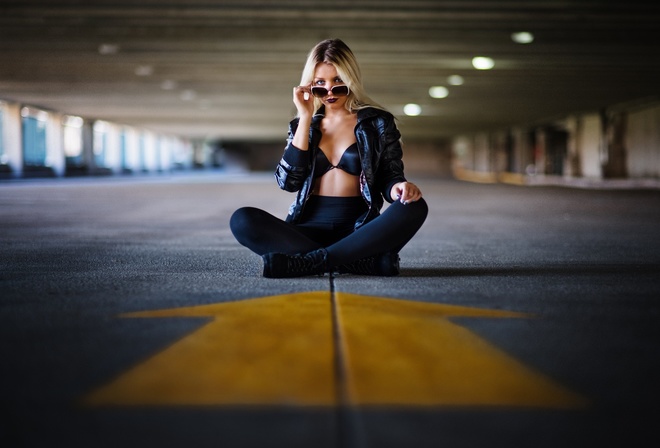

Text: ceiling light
xmin=429 ymin=86 xmax=449 ymax=99
xmin=511 ymin=31 xmax=534 ymax=44
xmin=98 ymin=43 xmax=119 ymax=55
xmin=161 ymin=80 xmax=178 ymax=90
xmin=403 ymin=103 xmax=422 ymax=116
xmin=180 ymin=90 xmax=197 ymax=101
xmin=447 ymin=75 xmax=464 ymax=86
xmin=135 ymin=65 xmax=154 ymax=76
xmin=472 ymin=57 xmax=495 ymax=70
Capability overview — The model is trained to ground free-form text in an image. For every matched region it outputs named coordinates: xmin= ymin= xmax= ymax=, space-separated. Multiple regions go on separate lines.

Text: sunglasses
xmin=311 ymin=85 xmax=350 ymax=98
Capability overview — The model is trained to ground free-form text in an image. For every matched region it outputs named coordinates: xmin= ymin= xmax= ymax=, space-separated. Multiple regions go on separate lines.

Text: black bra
xmin=315 ymin=143 xmax=361 ymax=177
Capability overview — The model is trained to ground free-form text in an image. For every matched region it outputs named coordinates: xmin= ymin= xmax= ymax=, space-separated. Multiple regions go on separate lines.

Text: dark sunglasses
xmin=311 ymin=85 xmax=350 ymax=98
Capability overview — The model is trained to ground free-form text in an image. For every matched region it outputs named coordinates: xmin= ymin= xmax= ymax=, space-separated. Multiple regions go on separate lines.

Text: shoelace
xmin=287 ymin=254 xmax=319 ymax=275
xmin=346 ymin=257 xmax=377 ymax=275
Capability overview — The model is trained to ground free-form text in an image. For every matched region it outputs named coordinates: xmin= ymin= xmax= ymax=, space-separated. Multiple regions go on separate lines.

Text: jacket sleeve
xmin=376 ymin=113 xmax=407 ymax=202
xmin=275 ymin=118 xmax=312 ymax=192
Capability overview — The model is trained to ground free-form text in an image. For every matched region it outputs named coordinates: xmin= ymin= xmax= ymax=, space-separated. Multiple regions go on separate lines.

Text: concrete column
xmin=577 ymin=113 xmax=603 ymax=179
xmin=473 ymin=133 xmax=490 ymax=172
xmin=626 ymin=102 xmax=660 ymax=178
xmin=123 ymin=127 xmax=141 ymax=173
xmin=81 ymin=119 xmax=94 ymax=174
xmin=143 ymin=131 xmax=158 ymax=172
xmin=511 ymin=127 xmax=535 ymax=175
xmin=46 ymin=112 xmax=65 ymax=177
xmin=100 ymin=122 xmax=120 ymax=174
xmin=2 ymin=102 xmax=23 ymax=178
xmin=602 ymin=111 xmax=628 ymax=178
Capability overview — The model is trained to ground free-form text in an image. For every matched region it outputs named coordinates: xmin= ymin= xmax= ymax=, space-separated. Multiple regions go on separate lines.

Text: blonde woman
xmin=231 ymin=39 xmax=427 ymax=277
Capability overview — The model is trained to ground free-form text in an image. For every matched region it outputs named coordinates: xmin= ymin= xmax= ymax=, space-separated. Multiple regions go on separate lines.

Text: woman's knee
xmin=389 ymin=197 xmax=428 ymax=224
xmin=230 ymin=207 xmax=261 ymax=236
xmin=412 ymin=197 xmax=429 ymax=222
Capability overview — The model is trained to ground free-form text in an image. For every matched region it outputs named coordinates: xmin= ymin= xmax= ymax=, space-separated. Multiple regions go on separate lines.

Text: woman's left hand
xmin=390 ymin=181 xmax=423 ymax=205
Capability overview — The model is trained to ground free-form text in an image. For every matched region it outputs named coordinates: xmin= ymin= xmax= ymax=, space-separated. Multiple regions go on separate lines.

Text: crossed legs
xmin=230 ymin=198 xmax=428 ymax=275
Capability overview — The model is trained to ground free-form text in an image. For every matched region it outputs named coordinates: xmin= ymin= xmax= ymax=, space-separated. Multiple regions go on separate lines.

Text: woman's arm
xmin=274 ymin=86 xmax=317 ymax=192
xmin=376 ymin=113 xmax=423 ymax=204
xmin=291 ymin=85 xmax=314 ymax=150
xmin=275 ymin=120 xmax=311 ymax=192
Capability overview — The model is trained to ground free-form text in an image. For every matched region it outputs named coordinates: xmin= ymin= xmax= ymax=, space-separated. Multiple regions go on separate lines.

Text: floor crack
xmin=330 ymin=273 xmax=367 ymax=448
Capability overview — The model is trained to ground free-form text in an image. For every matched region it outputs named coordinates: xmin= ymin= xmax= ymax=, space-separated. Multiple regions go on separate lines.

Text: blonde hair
xmin=299 ymin=39 xmax=385 ymax=115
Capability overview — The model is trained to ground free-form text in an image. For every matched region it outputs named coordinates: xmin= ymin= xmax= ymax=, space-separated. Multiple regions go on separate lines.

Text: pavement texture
xmin=1 ymin=172 xmax=659 ymax=448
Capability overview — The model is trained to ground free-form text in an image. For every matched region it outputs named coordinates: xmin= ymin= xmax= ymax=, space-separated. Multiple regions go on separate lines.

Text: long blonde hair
xmin=298 ymin=39 xmax=385 ymax=115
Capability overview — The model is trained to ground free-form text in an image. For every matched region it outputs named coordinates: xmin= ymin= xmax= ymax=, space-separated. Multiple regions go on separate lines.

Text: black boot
xmin=337 ymin=252 xmax=400 ymax=276
xmin=262 ymin=248 xmax=328 ymax=278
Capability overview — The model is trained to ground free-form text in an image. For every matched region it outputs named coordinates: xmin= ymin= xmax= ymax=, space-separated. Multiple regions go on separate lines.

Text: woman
xmin=230 ymin=39 xmax=427 ymax=278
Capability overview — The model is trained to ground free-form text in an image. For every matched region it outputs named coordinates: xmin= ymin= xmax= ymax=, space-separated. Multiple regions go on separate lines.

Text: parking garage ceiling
xmin=1 ymin=1 xmax=659 ymax=142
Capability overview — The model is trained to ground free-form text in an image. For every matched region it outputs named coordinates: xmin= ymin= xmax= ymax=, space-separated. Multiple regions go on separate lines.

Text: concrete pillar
xmin=473 ymin=133 xmax=490 ymax=172
xmin=511 ymin=127 xmax=535 ymax=175
xmin=81 ymin=119 xmax=95 ymax=174
xmin=626 ymin=102 xmax=660 ymax=178
xmin=46 ymin=112 xmax=65 ymax=177
xmin=143 ymin=131 xmax=158 ymax=172
xmin=1 ymin=101 xmax=23 ymax=178
xmin=602 ymin=111 xmax=628 ymax=178
xmin=577 ymin=113 xmax=602 ymax=179
xmin=122 ymin=127 xmax=141 ymax=173
xmin=102 ymin=121 xmax=122 ymax=174
xmin=5 ymin=102 xmax=23 ymax=178
xmin=563 ymin=116 xmax=581 ymax=177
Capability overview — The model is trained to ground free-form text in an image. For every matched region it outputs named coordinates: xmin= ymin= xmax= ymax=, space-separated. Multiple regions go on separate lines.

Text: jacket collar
xmin=312 ymin=105 xmax=380 ymax=126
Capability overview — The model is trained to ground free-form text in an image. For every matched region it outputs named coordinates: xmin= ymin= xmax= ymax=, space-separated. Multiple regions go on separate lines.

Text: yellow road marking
xmin=335 ymin=292 xmax=587 ymax=408
xmin=83 ymin=292 xmax=336 ymax=406
xmin=83 ymin=292 xmax=588 ymax=408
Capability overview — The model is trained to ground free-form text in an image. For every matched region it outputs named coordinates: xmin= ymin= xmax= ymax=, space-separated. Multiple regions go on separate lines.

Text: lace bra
xmin=314 ymin=143 xmax=361 ymax=177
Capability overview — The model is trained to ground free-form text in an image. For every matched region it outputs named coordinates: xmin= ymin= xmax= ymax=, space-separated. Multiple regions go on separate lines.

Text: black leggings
xmin=230 ymin=195 xmax=428 ymax=267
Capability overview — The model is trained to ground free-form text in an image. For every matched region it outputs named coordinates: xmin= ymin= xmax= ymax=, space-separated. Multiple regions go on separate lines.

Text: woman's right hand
xmin=293 ymin=85 xmax=314 ymax=118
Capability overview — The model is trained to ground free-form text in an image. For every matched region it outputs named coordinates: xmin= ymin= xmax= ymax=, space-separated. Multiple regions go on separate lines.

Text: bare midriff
xmin=312 ymin=168 xmax=361 ymax=197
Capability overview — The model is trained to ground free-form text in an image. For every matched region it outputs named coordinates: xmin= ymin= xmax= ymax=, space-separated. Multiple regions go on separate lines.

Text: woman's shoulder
xmin=358 ymin=106 xmax=393 ymax=120
xmin=357 ymin=107 xmax=397 ymax=130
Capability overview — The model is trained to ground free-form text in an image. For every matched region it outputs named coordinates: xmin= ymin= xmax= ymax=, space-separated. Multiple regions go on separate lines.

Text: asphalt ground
xmin=1 ymin=172 xmax=659 ymax=447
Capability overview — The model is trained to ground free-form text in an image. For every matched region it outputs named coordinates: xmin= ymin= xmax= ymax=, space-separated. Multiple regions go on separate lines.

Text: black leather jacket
xmin=275 ymin=106 xmax=407 ymax=229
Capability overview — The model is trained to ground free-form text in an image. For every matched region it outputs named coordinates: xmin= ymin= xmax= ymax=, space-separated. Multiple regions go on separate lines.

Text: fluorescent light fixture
xmin=447 ymin=75 xmax=464 ymax=86
xmin=135 ymin=65 xmax=154 ymax=76
xmin=180 ymin=90 xmax=197 ymax=101
xmin=472 ymin=57 xmax=495 ymax=70
xmin=429 ymin=86 xmax=449 ymax=99
xmin=98 ymin=43 xmax=119 ymax=55
xmin=161 ymin=80 xmax=178 ymax=90
xmin=511 ymin=31 xmax=534 ymax=44
xmin=403 ymin=103 xmax=422 ymax=116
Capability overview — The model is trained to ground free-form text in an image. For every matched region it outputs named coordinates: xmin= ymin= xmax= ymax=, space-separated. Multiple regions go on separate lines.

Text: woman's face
xmin=312 ymin=62 xmax=349 ymax=109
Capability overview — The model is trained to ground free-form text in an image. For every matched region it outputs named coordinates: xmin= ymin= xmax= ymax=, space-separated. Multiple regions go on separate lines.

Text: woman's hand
xmin=390 ymin=181 xmax=423 ymax=205
xmin=293 ymin=85 xmax=314 ymax=118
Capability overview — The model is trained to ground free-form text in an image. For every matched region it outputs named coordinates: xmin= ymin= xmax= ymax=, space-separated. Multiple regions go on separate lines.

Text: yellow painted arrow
xmin=335 ymin=293 xmax=586 ymax=408
xmin=82 ymin=291 xmax=587 ymax=408
xmin=83 ymin=291 xmax=336 ymax=406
